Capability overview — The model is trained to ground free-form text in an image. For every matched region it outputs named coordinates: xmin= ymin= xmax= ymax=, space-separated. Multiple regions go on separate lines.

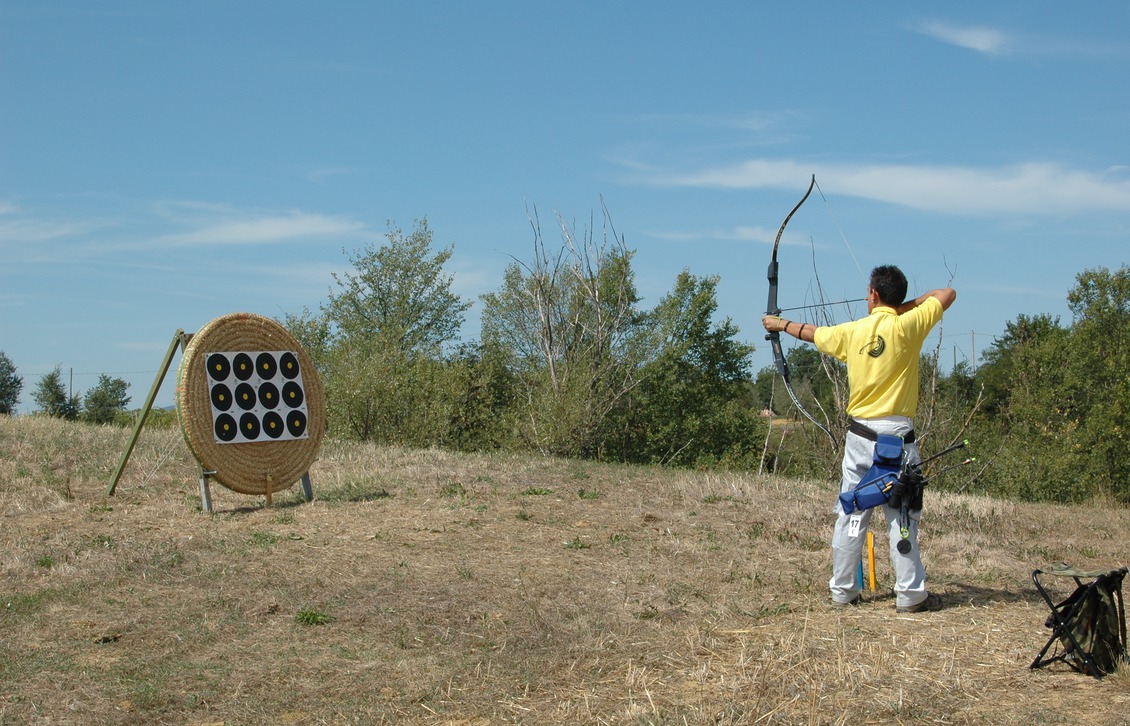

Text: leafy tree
xmin=322 ymin=336 xmax=467 ymax=446
xmin=970 ymin=266 xmax=1130 ymax=503
xmin=324 ymin=218 xmax=471 ymax=354
xmin=33 ymin=366 xmax=80 ymax=420
xmin=82 ymin=374 xmax=131 ymax=425
xmin=755 ymin=344 xmax=846 ymax=477
xmin=608 ymin=271 xmax=762 ymax=467
xmin=1063 ymin=266 xmax=1130 ymax=500
xmin=0 ymin=351 xmax=22 ymax=415
xmin=447 ymin=340 xmax=520 ymax=452
xmin=780 ymin=346 xmax=845 ymax=423
xmin=975 ymin=313 xmax=1067 ymax=417
xmin=978 ymin=320 xmax=1078 ymax=500
xmin=280 ymin=305 xmax=332 ymax=369
xmin=285 ymin=218 xmax=472 ymax=443
xmin=752 ymin=366 xmax=775 ymax=414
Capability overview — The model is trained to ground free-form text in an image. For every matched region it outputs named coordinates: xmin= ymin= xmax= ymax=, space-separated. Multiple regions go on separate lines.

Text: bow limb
xmin=765 ymin=174 xmax=839 ymax=450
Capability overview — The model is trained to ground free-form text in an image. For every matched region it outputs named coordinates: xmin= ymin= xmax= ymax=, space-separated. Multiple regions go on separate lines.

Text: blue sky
xmin=2 ymin=2 xmax=1128 ymax=413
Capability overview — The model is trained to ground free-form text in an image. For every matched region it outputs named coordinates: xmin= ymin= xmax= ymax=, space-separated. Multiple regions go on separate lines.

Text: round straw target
xmin=175 ymin=312 xmax=325 ymax=496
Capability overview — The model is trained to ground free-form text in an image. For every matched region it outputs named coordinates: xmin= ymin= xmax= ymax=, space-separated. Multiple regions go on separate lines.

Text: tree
xmin=33 ymin=366 xmax=80 ymax=420
xmin=280 ymin=305 xmax=332 ymax=369
xmin=969 ymin=266 xmax=1130 ymax=503
xmin=480 ymin=203 xmax=644 ymax=457
xmin=780 ymin=346 xmax=844 ymax=422
xmin=321 ymin=336 xmax=467 ymax=447
xmin=608 ymin=271 xmax=762 ymax=467
xmin=1064 ymin=266 xmax=1130 ymax=500
xmin=447 ymin=340 xmax=520 ymax=452
xmin=82 ymin=375 xmax=131 ymax=425
xmin=976 ymin=313 xmax=1067 ymax=417
xmin=324 ymin=218 xmax=471 ymax=354
xmin=0 ymin=351 xmax=22 ymax=415
xmin=285 ymin=218 xmax=472 ymax=444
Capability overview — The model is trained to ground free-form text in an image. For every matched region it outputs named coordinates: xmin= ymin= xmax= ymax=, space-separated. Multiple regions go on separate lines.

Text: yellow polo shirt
xmin=812 ymin=298 xmax=944 ymax=419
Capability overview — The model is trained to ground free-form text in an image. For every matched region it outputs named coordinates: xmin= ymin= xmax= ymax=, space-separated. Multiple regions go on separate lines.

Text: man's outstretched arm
xmin=897 ymin=288 xmax=956 ymax=315
xmin=761 ymin=315 xmax=818 ymax=343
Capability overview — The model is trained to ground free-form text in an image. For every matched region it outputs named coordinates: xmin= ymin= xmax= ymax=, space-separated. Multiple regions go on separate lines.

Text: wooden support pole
xmin=105 ymin=329 xmax=189 ymax=497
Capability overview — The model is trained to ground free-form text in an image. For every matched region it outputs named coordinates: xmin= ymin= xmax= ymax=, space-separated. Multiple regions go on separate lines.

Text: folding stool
xmin=1030 ymin=564 xmax=1128 ymax=678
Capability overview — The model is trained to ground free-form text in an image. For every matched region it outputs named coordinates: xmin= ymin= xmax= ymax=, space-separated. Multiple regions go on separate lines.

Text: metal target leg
xmin=200 ymin=470 xmax=216 ymax=513
xmin=300 ymin=472 xmax=314 ymax=502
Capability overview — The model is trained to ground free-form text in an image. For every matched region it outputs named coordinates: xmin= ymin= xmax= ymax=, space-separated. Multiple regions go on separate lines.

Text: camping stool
xmin=1030 ymin=563 xmax=1128 ymax=679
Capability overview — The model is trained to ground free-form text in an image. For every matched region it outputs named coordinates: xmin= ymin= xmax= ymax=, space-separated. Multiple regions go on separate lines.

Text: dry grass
xmin=1 ymin=415 xmax=1128 ymax=725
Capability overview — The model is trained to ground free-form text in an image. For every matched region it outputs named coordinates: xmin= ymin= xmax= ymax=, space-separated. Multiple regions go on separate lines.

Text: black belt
xmin=848 ymin=418 xmax=915 ymax=444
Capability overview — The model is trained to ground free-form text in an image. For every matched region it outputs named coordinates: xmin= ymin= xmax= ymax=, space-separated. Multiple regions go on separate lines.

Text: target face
xmin=205 ymin=350 xmax=309 ymax=444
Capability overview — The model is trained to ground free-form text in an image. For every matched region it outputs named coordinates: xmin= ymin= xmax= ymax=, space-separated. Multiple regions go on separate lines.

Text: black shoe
xmin=896 ymin=593 xmax=943 ymax=613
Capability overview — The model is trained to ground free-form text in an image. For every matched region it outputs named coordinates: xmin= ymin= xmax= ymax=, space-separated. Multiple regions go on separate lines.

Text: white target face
xmin=205 ymin=350 xmax=310 ymax=444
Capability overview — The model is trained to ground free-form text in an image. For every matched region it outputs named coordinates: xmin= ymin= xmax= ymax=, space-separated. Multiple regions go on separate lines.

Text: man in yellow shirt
xmin=763 ymin=265 xmax=956 ymax=612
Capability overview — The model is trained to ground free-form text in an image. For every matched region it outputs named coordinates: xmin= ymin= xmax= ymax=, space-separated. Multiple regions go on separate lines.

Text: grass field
xmin=2 ymin=415 xmax=1128 ymax=724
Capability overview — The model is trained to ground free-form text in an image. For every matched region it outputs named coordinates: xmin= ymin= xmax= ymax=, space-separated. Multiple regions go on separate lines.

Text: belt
xmin=848 ymin=418 xmax=915 ymax=444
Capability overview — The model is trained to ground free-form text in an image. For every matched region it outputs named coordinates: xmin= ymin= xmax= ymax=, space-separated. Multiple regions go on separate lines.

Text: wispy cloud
xmin=308 ymin=167 xmax=358 ymax=184
xmin=630 ymin=158 xmax=1130 ymax=216
xmin=0 ymin=200 xmax=103 ymax=246
xmin=155 ymin=212 xmax=365 ymax=248
xmin=646 ymin=225 xmax=779 ymax=245
xmin=0 ymin=200 xmax=370 ymax=267
xmin=0 ymin=217 xmax=100 ymax=245
xmin=914 ymin=18 xmax=1128 ymax=58
xmin=624 ymin=111 xmax=791 ymax=133
xmin=916 ymin=20 xmax=1012 ymax=55
xmin=253 ymin=260 xmax=342 ymax=297
xmin=0 ymin=292 xmax=30 ymax=308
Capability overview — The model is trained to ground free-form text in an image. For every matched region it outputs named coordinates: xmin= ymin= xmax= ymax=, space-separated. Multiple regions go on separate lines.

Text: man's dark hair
xmin=870 ymin=265 xmax=908 ymax=307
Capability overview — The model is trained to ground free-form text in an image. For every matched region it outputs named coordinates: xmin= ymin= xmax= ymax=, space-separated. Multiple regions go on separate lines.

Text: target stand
xmin=107 ymin=313 xmax=325 ymax=512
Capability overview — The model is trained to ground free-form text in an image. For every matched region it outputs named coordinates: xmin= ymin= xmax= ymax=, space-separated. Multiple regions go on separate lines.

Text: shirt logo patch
xmin=861 ymin=335 xmax=886 ymax=358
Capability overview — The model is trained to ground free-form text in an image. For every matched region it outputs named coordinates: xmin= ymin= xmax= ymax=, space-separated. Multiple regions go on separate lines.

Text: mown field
xmin=1 ymin=415 xmax=1128 ymax=725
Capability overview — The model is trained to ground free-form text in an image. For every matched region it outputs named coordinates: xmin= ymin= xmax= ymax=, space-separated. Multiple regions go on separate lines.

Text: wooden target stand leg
xmin=106 ymin=328 xmax=318 ymax=512
xmin=106 ymin=329 xmax=192 ymax=498
xmin=198 ymin=469 xmax=315 ymax=513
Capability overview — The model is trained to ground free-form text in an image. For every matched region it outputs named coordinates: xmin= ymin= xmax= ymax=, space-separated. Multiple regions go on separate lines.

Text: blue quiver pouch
xmin=839 ymin=434 xmax=905 ymax=514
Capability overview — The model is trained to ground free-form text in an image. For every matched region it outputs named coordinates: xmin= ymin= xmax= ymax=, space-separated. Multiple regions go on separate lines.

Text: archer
xmin=763 ymin=265 xmax=956 ymax=613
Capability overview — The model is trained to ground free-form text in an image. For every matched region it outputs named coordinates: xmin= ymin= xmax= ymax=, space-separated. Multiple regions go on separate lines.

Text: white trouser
xmin=829 ymin=416 xmax=928 ymax=609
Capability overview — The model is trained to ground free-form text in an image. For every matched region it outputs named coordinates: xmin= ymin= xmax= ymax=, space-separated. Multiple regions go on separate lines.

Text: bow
xmin=765 ymin=174 xmax=839 ymax=449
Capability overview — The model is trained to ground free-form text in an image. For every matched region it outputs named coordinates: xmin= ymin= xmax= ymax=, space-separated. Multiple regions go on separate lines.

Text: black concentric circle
xmin=210 ymin=383 xmax=233 ymax=411
xmin=207 ymin=353 xmax=231 ymax=381
xmin=286 ymin=409 xmax=307 ymax=438
xmin=239 ymin=412 xmax=261 ymax=440
xmin=235 ymin=382 xmax=257 ymax=410
xmin=280 ymin=352 xmax=301 ymax=380
xmin=232 ymin=352 xmax=255 ymax=381
xmin=256 ymin=352 xmax=278 ymax=380
xmin=214 ymin=413 xmax=238 ymax=442
xmin=262 ymin=411 xmax=284 ymax=439
xmin=282 ymin=380 xmax=304 ymax=408
xmin=258 ymin=381 xmax=280 ymax=409
xmin=235 ymin=382 xmax=258 ymax=409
